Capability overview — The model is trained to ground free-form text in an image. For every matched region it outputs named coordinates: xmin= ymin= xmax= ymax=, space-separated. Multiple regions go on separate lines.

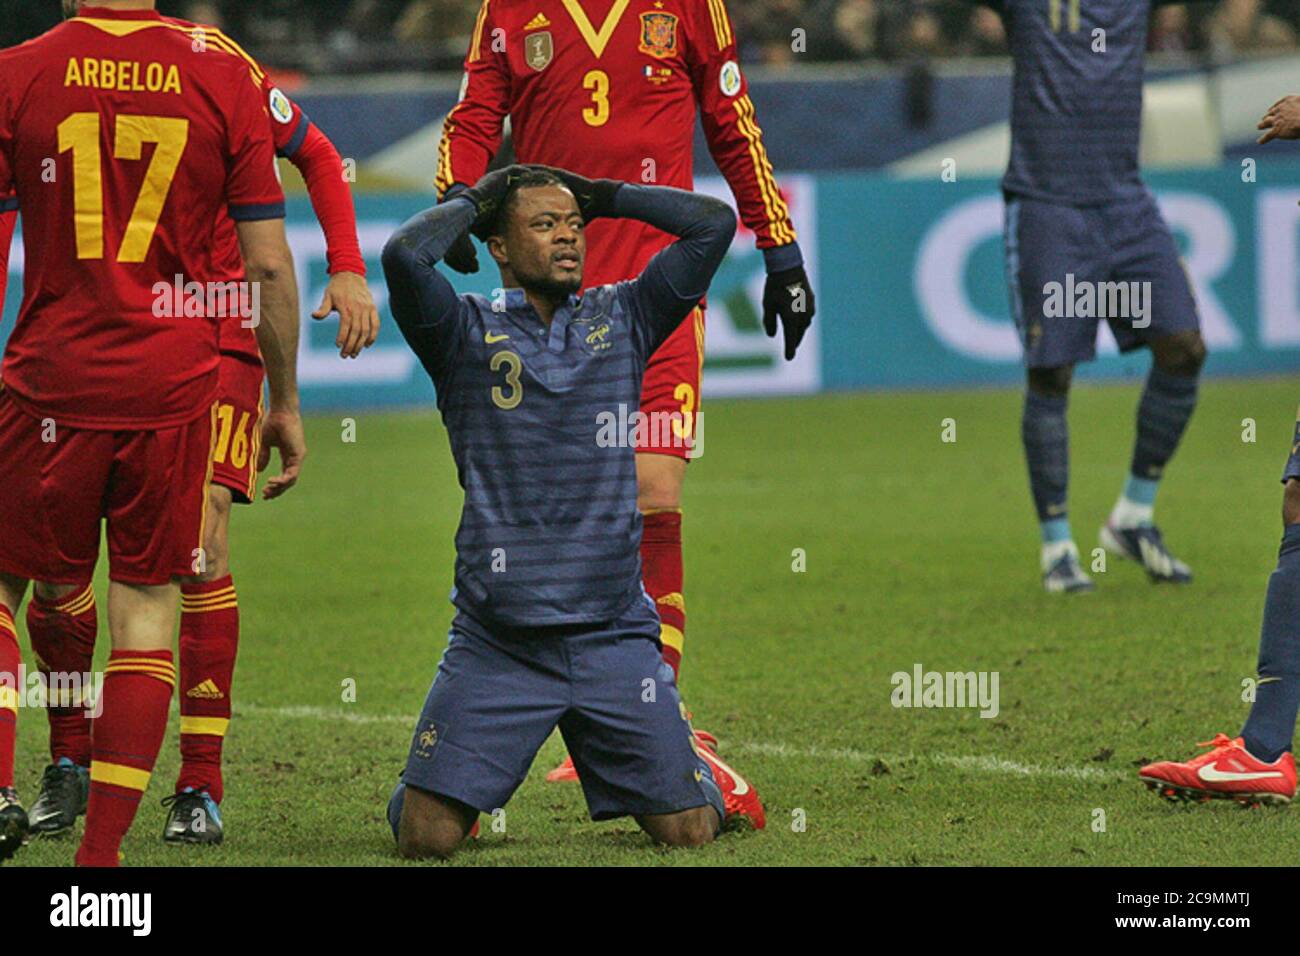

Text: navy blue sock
xmin=1022 ymin=390 xmax=1070 ymax=530
xmin=1130 ymin=366 xmax=1199 ymax=480
xmin=1240 ymin=524 xmax=1300 ymax=762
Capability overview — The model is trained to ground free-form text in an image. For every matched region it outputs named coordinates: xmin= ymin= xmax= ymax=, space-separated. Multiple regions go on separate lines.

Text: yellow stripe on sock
xmin=179 ymin=716 xmax=230 ymax=737
xmin=105 ymin=661 xmax=174 ymax=674
xmin=55 ymin=584 xmax=96 ymax=615
xmin=0 ymin=686 xmax=18 ymax=713
xmin=105 ymin=661 xmax=175 ymax=675
xmin=660 ymin=623 xmax=685 ymax=654
xmin=182 ymin=586 xmax=236 ymax=603
xmin=104 ymin=664 xmax=174 ymax=679
xmin=104 ymin=664 xmax=175 ymax=687
xmin=90 ymin=761 xmax=152 ymax=792
xmin=180 ymin=599 xmax=239 ymax=613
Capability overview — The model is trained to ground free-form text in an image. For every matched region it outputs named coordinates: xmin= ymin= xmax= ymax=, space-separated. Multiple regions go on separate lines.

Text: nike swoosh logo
xmin=485 ymin=332 xmax=510 ymax=344
xmin=1197 ymin=764 xmax=1284 ymax=782
xmin=705 ymin=750 xmax=750 ymax=796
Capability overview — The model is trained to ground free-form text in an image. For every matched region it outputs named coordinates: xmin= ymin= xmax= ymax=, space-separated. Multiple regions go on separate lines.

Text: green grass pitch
xmin=9 ymin=374 xmax=1300 ymax=866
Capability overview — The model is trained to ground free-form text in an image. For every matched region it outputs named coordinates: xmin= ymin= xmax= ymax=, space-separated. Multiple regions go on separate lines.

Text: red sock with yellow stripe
xmin=641 ymin=509 xmax=686 ymax=678
xmin=177 ymin=575 xmax=238 ymax=803
xmin=75 ymin=649 xmax=174 ymax=867
xmin=27 ymin=582 xmax=98 ymax=767
xmin=0 ymin=604 xmax=20 ymax=789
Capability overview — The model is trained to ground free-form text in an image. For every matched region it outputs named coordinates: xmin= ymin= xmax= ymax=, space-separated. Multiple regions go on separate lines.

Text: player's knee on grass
xmin=1150 ymin=331 xmax=1207 ymax=378
xmin=636 ymin=453 xmax=687 ymax=513
xmin=1284 ymin=480 xmax=1300 ymax=528
xmin=396 ymin=784 xmax=478 ymax=860
xmin=637 ymin=805 xmax=719 ymax=848
xmin=180 ymin=486 xmax=233 ymax=584
xmin=1027 ymin=365 xmax=1073 ymax=398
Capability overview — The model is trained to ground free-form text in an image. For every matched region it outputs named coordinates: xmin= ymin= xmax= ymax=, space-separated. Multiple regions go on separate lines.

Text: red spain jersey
xmin=159 ymin=17 xmax=310 ymax=366
xmin=437 ymin=0 xmax=796 ymax=288
xmin=0 ymin=6 xmax=285 ymax=430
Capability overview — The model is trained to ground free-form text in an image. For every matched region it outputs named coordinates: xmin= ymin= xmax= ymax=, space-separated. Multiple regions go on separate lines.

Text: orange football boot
xmin=1139 ymin=733 xmax=1296 ymax=806
xmin=696 ymin=738 xmax=765 ymax=829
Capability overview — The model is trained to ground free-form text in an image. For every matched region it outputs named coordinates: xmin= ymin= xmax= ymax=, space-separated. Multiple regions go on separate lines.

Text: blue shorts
xmin=399 ymin=596 xmax=716 ymax=821
xmin=1283 ymin=416 xmax=1300 ymax=484
xmin=1004 ymin=191 xmax=1200 ymax=369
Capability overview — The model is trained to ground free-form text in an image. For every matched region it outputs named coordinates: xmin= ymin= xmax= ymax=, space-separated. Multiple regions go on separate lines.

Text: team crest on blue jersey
xmin=638 ymin=12 xmax=678 ymax=59
xmin=525 ymin=31 xmax=553 ymax=71
xmin=415 ymin=723 xmax=440 ymax=759
xmin=575 ymin=317 xmax=614 ymax=353
xmin=584 ymin=321 xmax=613 ymax=351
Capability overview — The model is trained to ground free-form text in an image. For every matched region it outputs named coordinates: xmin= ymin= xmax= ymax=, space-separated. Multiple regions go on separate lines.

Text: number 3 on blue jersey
xmin=491 ymin=350 xmax=523 ymax=410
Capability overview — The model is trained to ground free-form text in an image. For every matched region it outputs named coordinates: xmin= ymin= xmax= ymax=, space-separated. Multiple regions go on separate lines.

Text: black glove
xmin=521 ymin=164 xmax=622 ymax=222
xmin=762 ymin=265 xmax=816 ymax=361
xmin=458 ymin=165 xmax=529 ymax=242
xmin=440 ymin=183 xmax=479 ymax=275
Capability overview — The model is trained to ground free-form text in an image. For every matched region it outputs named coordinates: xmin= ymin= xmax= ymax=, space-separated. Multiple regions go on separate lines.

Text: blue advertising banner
xmin=817 ymin=166 xmax=1300 ymax=390
xmin=3 ymin=166 xmax=1299 ymax=409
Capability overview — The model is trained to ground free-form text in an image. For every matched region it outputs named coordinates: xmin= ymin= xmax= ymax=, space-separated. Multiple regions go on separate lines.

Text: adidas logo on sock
xmin=525 ymin=12 xmax=551 ymax=29
xmin=186 ymin=679 xmax=224 ymax=700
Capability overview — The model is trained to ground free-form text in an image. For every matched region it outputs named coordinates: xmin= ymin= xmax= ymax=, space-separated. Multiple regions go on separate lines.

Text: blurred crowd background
xmin=4 ymin=0 xmax=1300 ymax=74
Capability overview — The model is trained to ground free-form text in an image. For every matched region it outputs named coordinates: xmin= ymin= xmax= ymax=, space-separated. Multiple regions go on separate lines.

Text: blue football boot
xmin=1041 ymin=541 xmax=1095 ymax=594
xmin=1100 ymin=522 xmax=1192 ymax=584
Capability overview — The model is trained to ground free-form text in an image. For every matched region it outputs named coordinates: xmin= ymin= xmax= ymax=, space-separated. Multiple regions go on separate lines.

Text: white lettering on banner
xmin=694 ymin=175 xmax=821 ymax=397
xmin=914 ymin=195 xmax=1021 ymax=361
xmin=915 ymin=192 xmax=1242 ymax=363
xmin=1259 ymin=189 xmax=1300 ymax=347
xmin=286 ymin=222 xmax=417 ymax=385
xmin=1158 ymin=192 xmax=1239 ymax=349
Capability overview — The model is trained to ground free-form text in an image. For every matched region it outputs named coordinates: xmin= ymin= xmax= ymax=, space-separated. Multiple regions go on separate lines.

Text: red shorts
xmin=637 ymin=305 xmax=704 ymax=460
xmin=209 ymin=354 xmax=265 ymax=505
xmin=0 ymin=392 xmax=216 ymax=586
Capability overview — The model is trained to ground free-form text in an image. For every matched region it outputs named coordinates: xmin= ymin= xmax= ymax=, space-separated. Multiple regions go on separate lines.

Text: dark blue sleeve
xmin=381 ymin=198 xmax=478 ymax=388
xmin=615 ymin=184 xmax=737 ymax=361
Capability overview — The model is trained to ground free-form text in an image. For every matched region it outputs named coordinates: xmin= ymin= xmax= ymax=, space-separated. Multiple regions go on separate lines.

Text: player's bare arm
xmin=313 ymin=270 xmax=379 ymax=359
xmin=237 ymin=218 xmax=305 ymax=500
xmin=1258 ymin=95 xmax=1300 ymax=143
xmin=282 ymin=120 xmax=380 ymax=358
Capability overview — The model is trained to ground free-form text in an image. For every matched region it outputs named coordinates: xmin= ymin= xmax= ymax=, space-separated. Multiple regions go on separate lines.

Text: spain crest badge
xmin=638 ymin=11 xmax=678 ymax=59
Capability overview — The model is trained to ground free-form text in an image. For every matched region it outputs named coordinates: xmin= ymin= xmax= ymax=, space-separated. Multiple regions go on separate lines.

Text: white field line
xmin=733 ymin=741 xmax=1126 ymax=782
xmin=237 ymin=703 xmax=1127 ymax=782
xmin=237 ymin=703 xmax=409 ymax=726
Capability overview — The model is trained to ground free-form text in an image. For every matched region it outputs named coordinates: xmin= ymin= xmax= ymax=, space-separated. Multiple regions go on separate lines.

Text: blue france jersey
xmin=1000 ymin=0 xmax=1154 ymax=205
xmin=383 ymin=183 xmax=735 ymax=630
xmin=420 ymin=284 xmax=663 ymax=628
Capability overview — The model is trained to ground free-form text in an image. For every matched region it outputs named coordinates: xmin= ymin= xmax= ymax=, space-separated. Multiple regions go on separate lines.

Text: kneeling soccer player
xmin=1137 ymin=410 xmax=1300 ymax=806
xmin=380 ymin=165 xmax=764 ymax=858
